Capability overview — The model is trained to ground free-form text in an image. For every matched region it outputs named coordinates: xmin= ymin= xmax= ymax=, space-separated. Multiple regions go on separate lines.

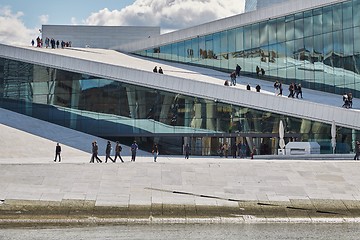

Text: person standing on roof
xmin=230 ymin=71 xmax=237 ymax=86
xmin=235 ymin=64 xmax=241 ymax=77
xmin=130 ymin=141 xmax=138 ymax=162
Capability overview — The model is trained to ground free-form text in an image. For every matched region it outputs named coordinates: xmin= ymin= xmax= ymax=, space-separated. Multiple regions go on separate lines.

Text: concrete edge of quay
xmin=1 ymin=199 xmax=360 ymax=226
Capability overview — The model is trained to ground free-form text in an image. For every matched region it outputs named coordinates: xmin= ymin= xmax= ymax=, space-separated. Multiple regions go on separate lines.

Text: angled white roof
xmin=0 ymin=43 xmax=359 ymax=130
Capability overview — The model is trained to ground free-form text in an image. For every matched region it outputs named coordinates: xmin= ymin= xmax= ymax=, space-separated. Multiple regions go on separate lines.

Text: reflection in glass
xmin=135 ymin=0 xmax=360 ymax=98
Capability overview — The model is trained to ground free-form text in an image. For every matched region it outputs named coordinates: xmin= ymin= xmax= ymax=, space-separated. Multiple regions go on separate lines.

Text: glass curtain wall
xmin=0 ymin=57 xmax=357 ymax=155
xmin=137 ymin=0 xmax=360 ymax=98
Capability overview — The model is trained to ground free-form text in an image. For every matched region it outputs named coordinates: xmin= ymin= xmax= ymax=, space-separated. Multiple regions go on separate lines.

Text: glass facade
xmin=137 ymin=0 xmax=360 ymax=98
xmin=245 ymin=0 xmax=291 ymax=12
xmin=0 ymin=57 xmax=358 ymax=155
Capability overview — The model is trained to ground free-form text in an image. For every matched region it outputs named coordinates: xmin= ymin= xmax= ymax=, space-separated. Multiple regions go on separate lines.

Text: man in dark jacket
xmin=90 ymin=141 xmax=102 ymax=163
xmin=54 ymin=143 xmax=61 ymax=162
xmin=235 ymin=64 xmax=241 ymax=76
xmin=105 ymin=141 xmax=114 ymax=163
xmin=114 ymin=141 xmax=124 ymax=163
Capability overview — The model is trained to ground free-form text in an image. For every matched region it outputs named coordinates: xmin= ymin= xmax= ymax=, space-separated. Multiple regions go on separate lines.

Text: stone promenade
xmin=1 ymin=156 xmax=360 ymax=225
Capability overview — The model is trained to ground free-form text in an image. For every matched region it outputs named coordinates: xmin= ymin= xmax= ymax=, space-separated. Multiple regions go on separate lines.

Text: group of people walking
xmin=90 ymin=141 xmax=125 ymax=163
xmin=32 ymin=37 xmax=71 ymax=49
xmin=342 ymin=92 xmax=353 ymax=108
xmin=89 ymin=140 xmax=160 ymax=163
xmin=225 ymin=64 xmax=242 ymax=86
xmin=218 ymin=142 xmax=248 ymax=158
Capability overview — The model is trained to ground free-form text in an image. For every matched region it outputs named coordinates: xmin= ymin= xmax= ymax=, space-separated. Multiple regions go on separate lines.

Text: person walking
xmin=231 ymin=142 xmax=237 ymax=158
xmin=152 ymin=144 xmax=159 ymax=162
xmin=90 ymin=141 xmax=102 ymax=163
xmin=278 ymin=82 xmax=283 ymax=96
xmin=223 ymin=142 xmax=229 ymax=158
xmin=288 ymin=83 xmax=295 ymax=98
xmin=105 ymin=141 xmax=115 ymax=163
xmin=274 ymin=81 xmax=280 ymax=95
xmin=256 ymin=66 xmax=260 ymax=76
xmin=348 ymin=92 xmax=353 ymax=108
xmin=230 ymin=71 xmax=237 ymax=86
xmin=235 ymin=64 xmax=241 ymax=77
xmin=184 ymin=144 xmax=190 ymax=159
xmin=296 ymin=84 xmax=303 ymax=98
xmin=54 ymin=143 xmax=61 ymax=162
xmin=114 ymin=141 xmax=124 ymax=163
xmin=354 ymin=141 xmax=360 ymax=160
xmin=130 ymin=141 xmax=138 ymax=162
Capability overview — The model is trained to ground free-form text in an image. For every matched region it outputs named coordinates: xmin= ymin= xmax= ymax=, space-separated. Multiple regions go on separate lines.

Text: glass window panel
xmin=277 ymin=17 xmax=286 ymax=42
xmin=286 ymin=40 xmax=295 ymax=79
xmin=178 ymin=41 xmax=185 ymax=62
xmin=268 ymin=44 xmax=278 ymax=76
xmin=294 ymin=38 xmax=304 ymax=80
xmin=228 ymin=29 xmax=237 ymax=70
xmin=199 ymin=36 xmax=206 ymax=60
xmin=313 ymin=34 xmax=323 ymax=64
xmin=171 ymin=43 xmax=178 ymax=61
xmin=191 ymin=37 xmax=199 ymax=63
xmin=304 ymin=10 xmax=312 ymax=18
xmin=343 ymin=29 xmax=354 ymax=72
xmin=304 ymin=16 xmax=313 ymax=37
xmin=220 ymin=31 xmax=228 ymax=56
xmin=259 ymin=21 xmax=268 ymax=47
xmin=332 ymin=4 xmax=342 ymax=31
xmin=160 ymin=44 xmax=171 ymax=60
xmin=285 ymin=16 xmax=294 ymax=41
xmin=213 ymin=32 xmax=221 ymax=68
xmin=322 ymin=6 xmax=333 ymax=33
xmin=220 ymin=31 xmax=229 ymax=70
xmin=235 ymin=27 xmax=244 ymax=51
xmin=313 ymin=12 xmax=323 ymax=35
xmin=354 ymin=27 xmax=360 ymax=54
xmin=184 ymin=40 xmax=192 ymax=63
xmin=323 ymin=32 xmax=333 ymax=68
xmin=294 ymin=18 xmax=304 ymax=39
xmin=333 ymin=31 xmax=344 ymax=56
xmin=353 ymin=0 xmax=360 ymax=27
xmin=333 ymin=31 xmax=343 ymax=69
xmin=295 ymin=12 xmax=303 ymax=20
xmin=244 ymin=26 xmax=251 ymax=50
xmin=268 ymin=19 xmax=277 ymax=45
xmin=228 ymin=29 xmax=236 ymax=53
xmin=205 ymin=34 xmax=214 ymax=67
xmin=342 ymin=1 xmax=353 ymax=29
xmin=251 ymin=23 xmax=260 ymax=48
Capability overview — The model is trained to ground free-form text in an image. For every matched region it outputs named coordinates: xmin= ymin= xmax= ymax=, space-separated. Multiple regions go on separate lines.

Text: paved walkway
xmin=1 ymin=155 xmax=360 ymax=224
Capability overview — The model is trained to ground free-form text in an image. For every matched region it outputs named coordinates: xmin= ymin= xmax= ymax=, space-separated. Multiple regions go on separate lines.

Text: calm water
xmin=0 ymin=224 xmax=359 ymax=240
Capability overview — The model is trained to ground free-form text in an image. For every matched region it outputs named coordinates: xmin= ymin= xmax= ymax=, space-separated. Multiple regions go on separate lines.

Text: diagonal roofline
xmin=0 ymin=43 xmax=359 ymax=130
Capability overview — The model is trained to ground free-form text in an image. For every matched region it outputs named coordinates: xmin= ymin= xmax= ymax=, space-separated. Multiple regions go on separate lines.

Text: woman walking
xmin=152 ymin=144 xmax=159 ymax=162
